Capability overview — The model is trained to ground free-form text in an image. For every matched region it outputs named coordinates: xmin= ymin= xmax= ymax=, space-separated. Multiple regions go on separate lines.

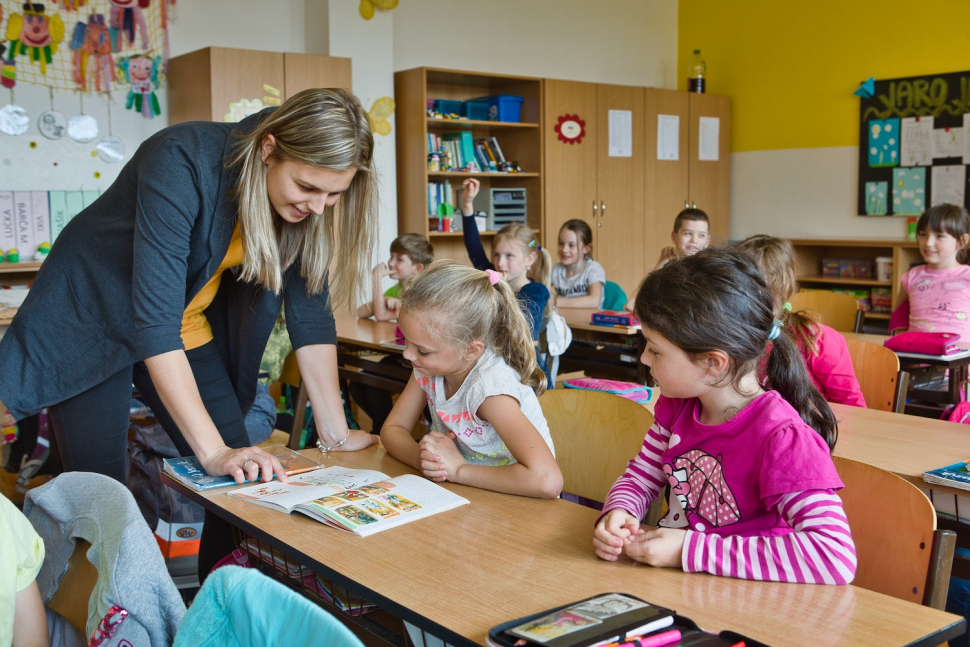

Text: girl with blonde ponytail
xmin=381 ymin=261 xmax=563 ymax=499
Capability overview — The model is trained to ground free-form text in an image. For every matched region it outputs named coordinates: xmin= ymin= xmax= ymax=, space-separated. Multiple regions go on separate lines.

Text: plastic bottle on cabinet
xmin=688 ymin=49 xmax=706 ymax=94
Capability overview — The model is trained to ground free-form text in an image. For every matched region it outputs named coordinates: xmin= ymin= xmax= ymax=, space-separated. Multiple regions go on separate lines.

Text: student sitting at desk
xmin=892 ymin=204 xmax=970 ymax=338
xmin=459 ymin=178 xmax=552 ymax=340
xmin=357 ymin=233 xmax=433 ymax=322
xmin=735 ymin=235 xmax=866 ymax=408
xmin=594 ymin=249 xmax=857 ymax=584
xmin=552 ymin=220 xmax=606 ymax=309
xmin=381 ymin=261 xmax=562 ymax=499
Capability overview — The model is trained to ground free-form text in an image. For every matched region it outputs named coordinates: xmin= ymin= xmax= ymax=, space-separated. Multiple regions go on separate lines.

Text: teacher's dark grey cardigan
xmin=0 ymin=111 xmax=336 ymax=421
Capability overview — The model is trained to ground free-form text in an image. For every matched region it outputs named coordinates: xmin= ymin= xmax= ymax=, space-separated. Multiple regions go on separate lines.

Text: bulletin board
xmin=857 ymin=70 xmax=970 ymax=216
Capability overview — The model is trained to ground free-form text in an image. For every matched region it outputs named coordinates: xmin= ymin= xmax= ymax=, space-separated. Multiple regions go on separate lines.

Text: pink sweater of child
xmin=901 ymin=264 xmax=970 ymax=339
xmin=601 ymin=392 xmax=857 ymax=584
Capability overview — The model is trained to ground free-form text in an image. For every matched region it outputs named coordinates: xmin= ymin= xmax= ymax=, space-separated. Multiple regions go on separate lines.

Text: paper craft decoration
xmin=5 ymin=3 xmax=65 ymax=76
xmin=224 ymin=98 xmax=264 ymax=123
xmin=37 ymin=108 xmax=65 ymax=139
xmin=893 ymin=167 xmax=926 ymax=215
xmin=555 ymin=114 xmax=586 ymax=144
xmin=66 ymin=112 xmax=97 ymax=142
xmin=867 ymin=119 xmax=898 ymax=168
xmin=70 ymin=13 xmax=115 ymax=91
xmin=367 ymin=96 xmax=395 ymax=136
xmin=359 ymin=0 xmax=397 ymax=20
xmin=865 ymin=181 xmax=888 ymax=215
xmin=0 ymin=44 xmax=14 ymax=88
xmin=117 ymin=54 xmax=161 ymax=118
xmin=109 ymin=0 xmax=150 ymax=51
xmin=95 ymin=134 xmax=125 ymax=163
xmin=853 ymin=76 xmax=875 ymax=99
xmin=0 ymin=104 xmax=29 ymax=136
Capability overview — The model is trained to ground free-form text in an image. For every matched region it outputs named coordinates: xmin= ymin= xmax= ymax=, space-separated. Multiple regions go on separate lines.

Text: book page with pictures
xmin=295 ymin=474 xmax=469 ymax=536
xmin=228 ymin=466 xmax=390 ymax=512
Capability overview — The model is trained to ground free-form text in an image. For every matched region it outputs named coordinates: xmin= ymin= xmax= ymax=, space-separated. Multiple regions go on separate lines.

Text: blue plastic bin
xmin=461 ymin=100 xmax=489 ymax=121
xmin=432 ymin=99 xmax=462 ymax=116
xmin=472 ymin=95 xmax=524 ymax=122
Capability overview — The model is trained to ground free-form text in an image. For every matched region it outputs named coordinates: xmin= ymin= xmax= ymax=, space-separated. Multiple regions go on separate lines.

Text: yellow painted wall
xmin=678 ymin=1 xmax=970 ymax=152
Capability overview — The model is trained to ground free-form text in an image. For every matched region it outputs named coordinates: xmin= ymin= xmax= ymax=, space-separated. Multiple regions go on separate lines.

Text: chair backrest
xmin=539 ymin=389 xmax=652 ymax=503
xmin=789 ymin=291 xmax=862 ymax=333
xmin=174 ymin=566 xmax=364 ymax=647
xmin=279 ymin=351 xmax=308 ymax=449
xmin=833 ymin=456 xmax=954 ymax=608
xmin=602 ymin=281 xmax=628 ymax=311
xmin=845 ymin=337 xmax=908 ymax=412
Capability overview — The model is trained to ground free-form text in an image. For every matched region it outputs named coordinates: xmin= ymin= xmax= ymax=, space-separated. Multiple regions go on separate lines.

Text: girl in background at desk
xmin=735 ymin=235 xmax=866 ymax=408
xmin=594 ymin=248 xmax=856 ymax=584
xmin=381 ymin=261 xmax=562 ymax=499
xmin=459 ymin=178 xmax=552 ymax=339
xmin=892 ymin=204 xmax=970 ymax=338
xmin=553 ymin=219 xmax=606 ymax=309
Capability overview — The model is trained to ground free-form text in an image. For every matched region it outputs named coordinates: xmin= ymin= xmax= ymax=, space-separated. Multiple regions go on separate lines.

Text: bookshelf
xmin=394 ymin=68 xmax=543 ymax=265
xmin=790 ymin=238 xmax=921 ymax=324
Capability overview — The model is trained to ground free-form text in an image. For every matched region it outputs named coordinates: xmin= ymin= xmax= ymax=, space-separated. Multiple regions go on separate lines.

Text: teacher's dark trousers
xmin=47 ymin=340 xmax=248 ymax=580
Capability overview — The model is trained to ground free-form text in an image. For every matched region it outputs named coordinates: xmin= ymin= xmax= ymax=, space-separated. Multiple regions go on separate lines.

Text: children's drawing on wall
xmin=893 ymin=167 xmax=925 ymax=215
xmin=932 ymin=127 xmax=963 ymax=159
xmin=867 ymin=119 xmax=898 ymax=168
xmin=865 ymin=181 xmax=888 ymax=215
xmin=901 ymin=116 xmax=933 ymax=167
xmin=931 ymin=165 xmax=966 ymax=207
xmin=117 ymin=53 xmax=160 ymax=118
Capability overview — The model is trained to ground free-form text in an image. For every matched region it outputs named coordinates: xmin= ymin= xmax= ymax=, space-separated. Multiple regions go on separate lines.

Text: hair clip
xmin=484 ymin=269 xmax=501 ymax=285
xmin=782 ymin=302 xmax=792 ymax=311
xmin=528 ymin=240 xmax=537 ymax=247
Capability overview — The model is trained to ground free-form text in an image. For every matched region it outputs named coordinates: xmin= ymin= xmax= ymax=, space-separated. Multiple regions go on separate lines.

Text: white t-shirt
xmin=413 ymin=348 xmax=554 ymax=465
xmin=552 ymin=259 xmax=606 ymax=304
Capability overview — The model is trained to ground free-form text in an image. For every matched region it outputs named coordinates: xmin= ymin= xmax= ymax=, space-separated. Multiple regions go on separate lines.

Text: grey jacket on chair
xmin=0 ymin=109 xmax=337 ymax=421
xmin=24 ymin=472 xmax=186 ymax=646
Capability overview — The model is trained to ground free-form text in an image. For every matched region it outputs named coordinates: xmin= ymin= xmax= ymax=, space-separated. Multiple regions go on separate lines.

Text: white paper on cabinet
xmin=657 ymin=115 xmax=679 ymax=161
xmin=608 ymin=110 xmax=632 ymax=157
xmin=698 ymin=117 xmax=719 ymax=161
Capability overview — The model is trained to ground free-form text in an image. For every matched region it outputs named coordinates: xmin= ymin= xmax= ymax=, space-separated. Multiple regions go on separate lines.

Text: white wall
xmin=391 ymin=0 xmax=678 ymax=87
xmin=731 ymin=147 xmax=910 ymax=241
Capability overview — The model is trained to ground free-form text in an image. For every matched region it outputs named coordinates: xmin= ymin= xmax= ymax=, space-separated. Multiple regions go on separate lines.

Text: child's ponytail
xmin=765 ymin=330 xmax=839 ymax=450
xmin=492 ymin=279 xmax=547 ymax=395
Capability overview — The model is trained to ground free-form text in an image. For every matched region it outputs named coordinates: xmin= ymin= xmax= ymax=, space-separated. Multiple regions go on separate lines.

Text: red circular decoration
xmin=554 ymin=114 xmax=586 ymax=144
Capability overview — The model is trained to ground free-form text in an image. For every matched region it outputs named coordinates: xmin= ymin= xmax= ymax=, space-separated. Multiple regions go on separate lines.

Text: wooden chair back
xmin=46 ymin=539 xmax=97 ymax=635
xmin=279 ymin=351 xmax=308 ymax=449
xmin=789 ymin=291 xmax=863 ymax=333
xmin=539 ymin=389 xmax=652 ymax=504
xmin=833 ymin=457 xmax=955 ymax=608
xmin=845 ymin=337 xmax=909 ymax=412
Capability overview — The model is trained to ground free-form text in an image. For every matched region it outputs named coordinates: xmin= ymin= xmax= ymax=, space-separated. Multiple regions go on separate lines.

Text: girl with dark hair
xmin=593 ymin=248 xmax=856 ymax=584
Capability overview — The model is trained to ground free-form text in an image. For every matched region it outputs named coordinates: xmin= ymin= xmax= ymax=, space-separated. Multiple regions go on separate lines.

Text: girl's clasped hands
xmin=594 ymin=509 xmax=686 ymax=568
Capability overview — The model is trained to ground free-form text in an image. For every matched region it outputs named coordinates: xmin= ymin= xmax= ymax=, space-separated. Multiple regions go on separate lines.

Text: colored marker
xmin=618 ymin=629 xmax=682 ymax=647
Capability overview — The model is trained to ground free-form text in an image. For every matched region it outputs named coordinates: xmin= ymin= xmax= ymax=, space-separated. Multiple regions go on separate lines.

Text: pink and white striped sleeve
xmin=599 ymin=419 xmax=672 ymax=522
xmin=682 ymin=489 xmax=857 ymax=584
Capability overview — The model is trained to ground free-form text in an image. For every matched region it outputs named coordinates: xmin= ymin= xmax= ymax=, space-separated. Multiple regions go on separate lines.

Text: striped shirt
xmin=601 ymin=392 xmax=857 ymax=584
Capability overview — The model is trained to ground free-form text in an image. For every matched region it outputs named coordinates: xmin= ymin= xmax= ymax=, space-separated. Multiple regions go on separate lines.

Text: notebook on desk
xmin=893 ymin=348 xmax=970 ymax=362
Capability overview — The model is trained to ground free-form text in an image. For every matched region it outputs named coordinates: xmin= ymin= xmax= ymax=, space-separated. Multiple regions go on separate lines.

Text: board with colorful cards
xmin=486 ymin=593 xmax=768 ymax=647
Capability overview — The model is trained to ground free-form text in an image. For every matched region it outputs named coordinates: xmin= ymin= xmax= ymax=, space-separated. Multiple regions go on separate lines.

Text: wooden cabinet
xmin=394 ymin=68 xmax=543 ymax=265
xmin=543 ymin=80 xmax=645 ymax=292
xmin=790 ymin=238 xmax=921 ymax=325
xmin=643 ymin=89 xmax=730 ymax=272
xmin=167 ymin=47 xmax=352 ymax=125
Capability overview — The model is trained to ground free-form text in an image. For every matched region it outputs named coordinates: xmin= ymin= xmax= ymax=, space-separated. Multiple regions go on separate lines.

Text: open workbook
xmin=228 ymin=466 xmax=469 ymax=536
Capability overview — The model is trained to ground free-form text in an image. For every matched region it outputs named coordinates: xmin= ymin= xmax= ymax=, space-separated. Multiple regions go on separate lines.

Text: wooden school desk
xmin=164 ymin=447 xmax=964 ymax=647
xmin=559 ymin=308 xmax=648 ymax=384
xmin=334 ymin=312 xmax=411 ymax=393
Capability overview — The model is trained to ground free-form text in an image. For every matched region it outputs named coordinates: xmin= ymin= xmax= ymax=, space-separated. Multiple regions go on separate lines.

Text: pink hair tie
xmin=485 ymin=269 xmax=501 ymax=285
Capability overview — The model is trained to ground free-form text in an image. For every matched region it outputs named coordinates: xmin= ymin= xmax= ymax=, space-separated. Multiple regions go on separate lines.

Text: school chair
xmin=279 ymin=351 xmax=309 ymax=449
xmin=789 ymin=291 xmax=863 ymax=333
xmin=833 ymin=456 xmax=955 ymax=609
xmin=602 ymin=280 xmax=628 ymax=311
xmin=539 ymin=389 xmax=664 ymax=525
xmin=845 ymin=337 xmax=909 ymax=413
xmin=174 ymin=566 xmax=363 ymax=647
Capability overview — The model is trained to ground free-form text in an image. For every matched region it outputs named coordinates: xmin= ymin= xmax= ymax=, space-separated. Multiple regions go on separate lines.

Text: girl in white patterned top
xmin=381 ymin=261 xmax=562 ymax=499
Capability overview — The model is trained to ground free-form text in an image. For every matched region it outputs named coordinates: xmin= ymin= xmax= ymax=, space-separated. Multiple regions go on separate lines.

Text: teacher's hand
xmin=202 ymin=446 xmax=287 ymax=484
xmin=318 ymin=428 xmax=380 ymax=453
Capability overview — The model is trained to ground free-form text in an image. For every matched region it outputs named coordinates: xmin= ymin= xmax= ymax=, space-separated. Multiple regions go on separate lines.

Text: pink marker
xmin=618 ymin=629 xmax=682 ymax=647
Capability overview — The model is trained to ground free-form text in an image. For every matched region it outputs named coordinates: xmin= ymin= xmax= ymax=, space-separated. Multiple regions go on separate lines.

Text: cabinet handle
xmin=600 ymin=201 xmax=606 ymax=218
xmin=592 ymin=200 xmax=598 ymax=219
xmin=684 ymin=200 xmax=690 ymax=209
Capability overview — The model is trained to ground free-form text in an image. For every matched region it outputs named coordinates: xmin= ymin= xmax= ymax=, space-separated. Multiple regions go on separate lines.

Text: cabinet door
xmin=283 ymin=53 xmax=352 ymax=98
xmin=596 ymin=84 xmax=645 ymax=293
xmin=644 ymin=89 xmax=690 ymax=279
xmin=543 ymin=79 xmax=598 ymax=252
xmin=688 ymin=93 xmax=731 ymax=246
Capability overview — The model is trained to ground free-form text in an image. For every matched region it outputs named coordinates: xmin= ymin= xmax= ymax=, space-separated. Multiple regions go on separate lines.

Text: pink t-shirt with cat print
xmin=901 ymin=264 xmax=970 ymax=339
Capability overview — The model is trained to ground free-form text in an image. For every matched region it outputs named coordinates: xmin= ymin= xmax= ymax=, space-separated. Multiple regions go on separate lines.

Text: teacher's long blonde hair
xmin=229 ymin=88 xmax=377 ymax=310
